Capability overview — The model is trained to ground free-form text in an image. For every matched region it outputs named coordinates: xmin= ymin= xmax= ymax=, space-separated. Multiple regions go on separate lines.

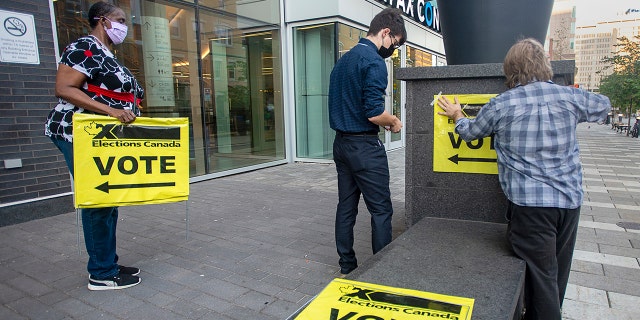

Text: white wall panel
xmin=284 ymin=0 xmax=444 ymax=56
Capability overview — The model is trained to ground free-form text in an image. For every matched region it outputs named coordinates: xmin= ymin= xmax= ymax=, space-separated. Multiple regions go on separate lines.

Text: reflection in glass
xmin=293 ymin=23 xmax=336 ymax=159
xmin=391 ymin=49 xmax=402 ymax=144
xmin=405 ymin=46 xmax=433 ymax=67
xmin=292 ymin=23 xmax=369 ymax=160
xmin=200 ymin=11 xmax=284 ymax=172
xmin=53 ymin=0 xmax=284 ymax=177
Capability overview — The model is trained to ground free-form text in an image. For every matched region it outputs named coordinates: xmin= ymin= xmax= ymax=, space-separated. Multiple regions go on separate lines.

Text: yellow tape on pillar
xmin=72 ymin=113 xmax=189 ymax=208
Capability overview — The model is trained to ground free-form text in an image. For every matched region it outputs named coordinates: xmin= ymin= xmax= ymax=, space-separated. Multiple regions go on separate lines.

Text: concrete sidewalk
xmin=1 ymin=123 xmax=639 ymax=319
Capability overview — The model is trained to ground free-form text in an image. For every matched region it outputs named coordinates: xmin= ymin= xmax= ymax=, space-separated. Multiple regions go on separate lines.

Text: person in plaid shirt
xmin=438 ymin=38 xmax=611 ymax=320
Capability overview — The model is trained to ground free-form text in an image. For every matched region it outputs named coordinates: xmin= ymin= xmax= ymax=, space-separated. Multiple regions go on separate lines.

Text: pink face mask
xmin=98 ymin=17 xmax=128 ymax=45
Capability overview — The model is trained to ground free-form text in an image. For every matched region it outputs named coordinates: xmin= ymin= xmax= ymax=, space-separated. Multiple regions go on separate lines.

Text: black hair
xmin=88 ymin=1 xmax=119 ymax=28
xmin=367 ymin=8 xmax=407 ymax=45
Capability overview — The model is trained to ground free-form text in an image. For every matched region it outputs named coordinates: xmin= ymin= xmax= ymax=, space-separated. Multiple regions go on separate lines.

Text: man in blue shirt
xmin=438 ymin=38 xmax=611 ymax=320
xmin=328 ymin=8 xmax=406 ymax=276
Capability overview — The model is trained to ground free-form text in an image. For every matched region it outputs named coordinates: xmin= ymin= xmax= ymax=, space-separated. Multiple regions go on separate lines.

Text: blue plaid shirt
xmin=329 ymin=38 xmax=386 ymax=133
xmin=455 ymin=81 xmax=611 ymax=208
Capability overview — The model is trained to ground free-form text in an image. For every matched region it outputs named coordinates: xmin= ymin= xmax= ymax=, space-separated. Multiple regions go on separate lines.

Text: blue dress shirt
xmin=329 ymin=38 xmax=386 ymax=133
xmin=455 ymin=81 xmax=611 ymax=209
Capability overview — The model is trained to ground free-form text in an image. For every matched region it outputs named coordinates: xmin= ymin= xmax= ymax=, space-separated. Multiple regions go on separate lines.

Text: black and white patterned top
xmin=45 ymin=35 xmax=144 ymax=142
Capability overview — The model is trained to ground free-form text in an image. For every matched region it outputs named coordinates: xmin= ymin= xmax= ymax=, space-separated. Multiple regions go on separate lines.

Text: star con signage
xmin=373 ymin=0 xmax=441 ymax=33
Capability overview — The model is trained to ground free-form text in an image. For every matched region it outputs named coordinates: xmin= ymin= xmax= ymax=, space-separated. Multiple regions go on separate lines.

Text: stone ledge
xmin=348 ymin=217 xmax=526 ymax=320
xmin=0 ymin=195 xmax=74 ymax=227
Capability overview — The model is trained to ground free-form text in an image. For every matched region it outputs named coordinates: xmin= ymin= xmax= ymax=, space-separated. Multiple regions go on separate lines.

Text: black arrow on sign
xmin=96 ymin=181 xmax=175 ymax=193
xmin=448 ymin=154 xmax=497 ymax=164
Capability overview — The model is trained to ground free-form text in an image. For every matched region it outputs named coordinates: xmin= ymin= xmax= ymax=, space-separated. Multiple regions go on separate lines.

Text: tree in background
xmin=598 ymin=35 xmax=640 ymax=132
xmin=549 ymin=16 xmax=572 ymax=61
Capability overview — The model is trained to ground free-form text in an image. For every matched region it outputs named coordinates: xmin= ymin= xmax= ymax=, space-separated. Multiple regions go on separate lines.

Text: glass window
xmin=293 ymin=23 xmax=336 ymax=159
xmin=199 ymin=0 xmax=280 ymax=24
xmin=199 ymin=10 xmax=285 ymax=172
xmin=293 ymin=23 xmax=369 ymax=160
xmin=406 ymin=46 xmax=433 ymax=67
xmin=391 ymin=49 xmax=402 ymax=144
xmin=53 ymin=0 xmax=284 ymax=177
xmin=53 ymin=0 xmax=204 ymax=174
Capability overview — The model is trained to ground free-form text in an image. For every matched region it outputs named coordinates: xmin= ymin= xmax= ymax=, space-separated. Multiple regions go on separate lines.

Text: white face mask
xmin=104 ymin=18 xmax=128 ymax=45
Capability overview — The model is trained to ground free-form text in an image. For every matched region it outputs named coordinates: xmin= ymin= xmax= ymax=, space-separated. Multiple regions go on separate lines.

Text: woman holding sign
xmin=45 ymin=1 xmax=143 ymax=290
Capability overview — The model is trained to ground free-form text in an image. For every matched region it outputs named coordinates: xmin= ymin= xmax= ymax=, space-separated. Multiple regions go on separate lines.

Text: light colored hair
xmin=503 ymin=38 xmax=553 ymax=88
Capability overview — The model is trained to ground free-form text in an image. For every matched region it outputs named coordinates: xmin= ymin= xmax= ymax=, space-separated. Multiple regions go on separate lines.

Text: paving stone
xmin=51 ymin=297 xmax=95 ymax=318
xmin=569 ymin=271 xmax=640 ymax=297
xmin=571 ymin=259 xmax=604 ymax=275
xmin=5 ymin=275 xmax=54 ymax=297
xmin=146 ymin=291 xmax=179 ymax=307
xmin=603 ymin=264 xmax=640 ymax=282
xmin=0 ymin=305 xmax=26 ymax=320
xmin=6 ymin=297 xmax=67 ymax=320
xmin=564 ymin=283 xmax=608 ymax=306
xmin=0 ymin=282 xmax=24 ymax=304
xmin=562 ymin=299 xmax=637 ymax=320
xmin=608 ymin=291 xmax=640 ymax=314
xmin=260 ymin=298 xmax=302 ymax=319
xmin=163 ymin=299 xmax=211 ymax=319
xmin=275 ymin=289 xmax=312 ymax=304
xmin=191 ymin=292 xmax=235 ymax=313
xmin=599 ymin=243 xmax=640 ymax=259
xmin=223 ymin=305 xmax=278 ymax=320
xmin=575 ymin=239 xmax=600 ymax=252
xmin=124 ymin=304 xmax=191 ymax=320
xmin=232 ymin=290 xmax=276 ymax=312
xmin=197 ymin=278 xmax=249 ymax=301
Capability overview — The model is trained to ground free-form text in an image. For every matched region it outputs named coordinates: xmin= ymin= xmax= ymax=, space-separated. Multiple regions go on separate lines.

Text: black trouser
xmin=506 ymin=201 xmax=580 ymax=320
xmin=333 ymin=132 xmax=393 ymax=274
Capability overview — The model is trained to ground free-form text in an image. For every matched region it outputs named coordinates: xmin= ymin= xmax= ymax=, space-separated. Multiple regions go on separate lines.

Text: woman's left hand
xmin=109 ymin=108 xmax=136 ymax=123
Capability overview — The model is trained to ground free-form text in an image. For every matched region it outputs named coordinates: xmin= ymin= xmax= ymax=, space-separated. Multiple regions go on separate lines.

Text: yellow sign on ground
xmin=72 ymin=113 xmax=189 ymax=208
xmin=434 ymin=94 xmax=498 ymax=174
xmin=294 ymin=278 xmax=474 ymax=320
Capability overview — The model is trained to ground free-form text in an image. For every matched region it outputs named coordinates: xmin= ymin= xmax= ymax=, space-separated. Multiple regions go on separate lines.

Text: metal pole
xmin=76 ymin=208 xmax=81 ymax=255
xmin=185 ymin=200 xmax=189 ymax=241
xmin=628 ymin=99 xmax=632 ymax=136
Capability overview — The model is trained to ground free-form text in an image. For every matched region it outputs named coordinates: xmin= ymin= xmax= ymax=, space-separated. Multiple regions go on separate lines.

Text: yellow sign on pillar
xmin=434 ymin=94 xmax=498 ymax=174
xmin=72 ymin=113 xmax=189 ymax=208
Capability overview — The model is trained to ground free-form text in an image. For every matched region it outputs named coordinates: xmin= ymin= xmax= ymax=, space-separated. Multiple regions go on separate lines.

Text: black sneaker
xmin=119 ymin=265 xmax=140 ymax=276
xmin=88 ymin=273 xmax=141 ymax=291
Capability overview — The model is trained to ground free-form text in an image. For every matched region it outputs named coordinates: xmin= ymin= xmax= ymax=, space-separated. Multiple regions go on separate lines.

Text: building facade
xmin=0 ymin=0 xmax=444 ymax=223
xmin=574 ymin=16 xmax=639 ymax=91
xmin=546 ymin=4 xmax=576 ymax=61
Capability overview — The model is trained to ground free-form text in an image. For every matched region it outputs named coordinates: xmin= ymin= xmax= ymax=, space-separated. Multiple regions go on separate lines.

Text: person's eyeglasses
xmin=389 ymin=33 xmax=400 ymax=49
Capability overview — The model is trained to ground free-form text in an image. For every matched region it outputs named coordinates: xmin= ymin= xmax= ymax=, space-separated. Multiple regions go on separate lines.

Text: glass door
xmin=389 ymin=49 xmax=403 ymax=150
xmin=379 ymin=48 xmax=403 ymax=150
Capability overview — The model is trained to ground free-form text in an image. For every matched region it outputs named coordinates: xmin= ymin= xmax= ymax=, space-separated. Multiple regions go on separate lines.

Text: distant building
xmin=574 ymin=16 xmax=639 ymax=91
xmin=546 ymin=5 xmax=576 ymax=61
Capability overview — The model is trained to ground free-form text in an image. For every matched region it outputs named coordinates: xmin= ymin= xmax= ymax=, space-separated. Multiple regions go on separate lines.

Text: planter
xmin=437 ymin=0 xmax=554 ymax=65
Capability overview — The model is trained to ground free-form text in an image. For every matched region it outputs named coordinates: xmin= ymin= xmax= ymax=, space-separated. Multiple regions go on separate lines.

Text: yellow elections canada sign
xmin=434 ymin=94 xmax=498 ymax=175
xmin=294 ymin=279 xmax=474 ymax=320
xmin=72 ymin=113 xmax=189 ymax=208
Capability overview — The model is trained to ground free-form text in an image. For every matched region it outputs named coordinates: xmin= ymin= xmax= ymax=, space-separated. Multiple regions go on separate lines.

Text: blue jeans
xmin=332 ymin=133 xmax=393 ymax=274
xmin=51 ymin=137 xmax=120 ymax=279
